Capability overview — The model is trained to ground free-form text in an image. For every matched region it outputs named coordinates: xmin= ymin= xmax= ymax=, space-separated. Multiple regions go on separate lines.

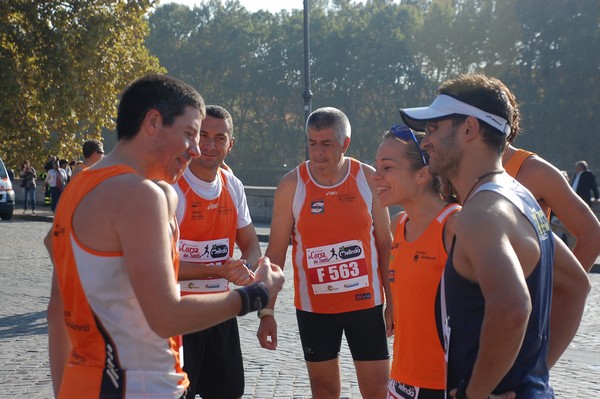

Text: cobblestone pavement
xmin=0 ymin=216 xmax=598 ymax=398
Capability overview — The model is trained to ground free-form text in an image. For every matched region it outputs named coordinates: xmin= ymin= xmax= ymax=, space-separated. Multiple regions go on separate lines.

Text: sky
xmin=162 ymin=0 xmax=303 ymax=13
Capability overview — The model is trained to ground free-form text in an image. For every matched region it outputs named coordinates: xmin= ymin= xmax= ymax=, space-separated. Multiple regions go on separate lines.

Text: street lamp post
xmin=303 ymin=0 xmax=312 ymax=159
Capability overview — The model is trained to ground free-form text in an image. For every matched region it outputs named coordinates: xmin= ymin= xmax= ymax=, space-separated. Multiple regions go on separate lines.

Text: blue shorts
xmin=296 ymin=304 xmax=389 ymax=362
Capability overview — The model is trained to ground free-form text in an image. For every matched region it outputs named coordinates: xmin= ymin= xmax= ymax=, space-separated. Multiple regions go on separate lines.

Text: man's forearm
xmin=48 ymin=294 xmax=70 ymax=397
xmin=178 ymin=261 xmax=225 ymax=280
xmin=572 ymin=234 xmax=600 ymax=272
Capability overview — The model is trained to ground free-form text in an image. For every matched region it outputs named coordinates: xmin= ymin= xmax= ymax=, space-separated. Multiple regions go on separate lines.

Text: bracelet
xmin=234 ymin=282 xmax=270 ymax=316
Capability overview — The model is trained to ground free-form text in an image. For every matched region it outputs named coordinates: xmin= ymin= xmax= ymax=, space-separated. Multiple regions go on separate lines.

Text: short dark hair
xmin=82 ymin=139 xmax=104 ymax=158
xmin=438 ymin=74 xmax=520 ymax=152
xmin=206 ymin=105 xmax=233 ymax=136
xmin=116 ymin=74 xmax=206 ymax=141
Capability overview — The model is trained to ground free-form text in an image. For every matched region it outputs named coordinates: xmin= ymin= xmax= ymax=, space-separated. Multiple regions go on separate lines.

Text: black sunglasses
xmin=389 ymin=125 xmax=427 ymax=166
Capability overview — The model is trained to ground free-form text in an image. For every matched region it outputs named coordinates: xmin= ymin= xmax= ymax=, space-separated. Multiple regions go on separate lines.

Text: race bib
xmin=306 ymin=240 xmax=369 ymax=294
xmin=179 ymin=238 xmax=230 ymax=294
xmin=179 ymin=238 xmax=229 ymax=262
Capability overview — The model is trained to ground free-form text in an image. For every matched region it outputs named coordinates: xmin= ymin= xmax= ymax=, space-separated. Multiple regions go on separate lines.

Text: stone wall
xmin=243 ymin=185 xmax=276 ymax=222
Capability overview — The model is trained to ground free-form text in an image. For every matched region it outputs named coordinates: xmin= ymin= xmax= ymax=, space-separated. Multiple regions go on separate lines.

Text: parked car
xmin=0 ymin=157 xmax=15 ymax=220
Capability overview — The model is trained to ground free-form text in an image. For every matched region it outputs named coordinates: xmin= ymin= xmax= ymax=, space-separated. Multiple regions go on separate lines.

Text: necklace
xmin=461 ymin=169 xmax=504 ymax=204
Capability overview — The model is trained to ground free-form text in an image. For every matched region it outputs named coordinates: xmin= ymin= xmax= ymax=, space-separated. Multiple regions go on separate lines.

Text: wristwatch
xmin=257 ymin=308 xmax=275 ymax=319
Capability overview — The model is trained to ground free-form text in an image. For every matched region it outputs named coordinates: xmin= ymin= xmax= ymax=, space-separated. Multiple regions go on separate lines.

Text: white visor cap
xmin=399 ymin=94 xmax=511 ymax=136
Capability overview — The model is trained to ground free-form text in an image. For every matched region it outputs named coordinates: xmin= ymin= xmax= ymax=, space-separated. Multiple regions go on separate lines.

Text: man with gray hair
xmin=258 ymin=107 xmax=392 ymax=398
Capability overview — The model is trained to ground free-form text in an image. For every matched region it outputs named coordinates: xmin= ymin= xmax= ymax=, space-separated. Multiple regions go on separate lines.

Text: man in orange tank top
xmin=258 ymin=107 xmax=392 ymax=398
xmin=45 ymin=74 xmax=284 ymax=398
xmin=174 ymin=105 xmax=261 ymax=399
xmin=502 ymin=143 xmax=600 ymax=272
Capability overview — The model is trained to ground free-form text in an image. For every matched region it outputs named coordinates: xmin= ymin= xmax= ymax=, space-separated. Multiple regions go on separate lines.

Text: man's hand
xmin=254 ymin=256 xmax=284 ymax=298
xmin=254 ymin=256 xmax=283 ymax=350
xmin=222 ymin=258 xmax=254 ymax=286
xmin=257 ymin=315 xmax=278 ymax=350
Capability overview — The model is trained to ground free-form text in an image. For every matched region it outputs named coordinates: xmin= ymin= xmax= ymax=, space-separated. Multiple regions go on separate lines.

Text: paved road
xmin=0 ymin=217 xmax=598 ymax=398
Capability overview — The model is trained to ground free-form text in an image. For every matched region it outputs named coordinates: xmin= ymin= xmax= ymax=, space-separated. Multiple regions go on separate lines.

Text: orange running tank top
xmin=51 ymin=165 xmax=187 ymax=398
xmin=176 ymin=168 xmax=237 ymax=294
xmin=291 ymin=158 xmax=383 ymax=314
xmin=389 ymin=203 xmax=460 ymax=389
xmin=504 ymin=148 xmax=536 ymax=178
xmin=505 ymin=148 xmax=552 ymax=219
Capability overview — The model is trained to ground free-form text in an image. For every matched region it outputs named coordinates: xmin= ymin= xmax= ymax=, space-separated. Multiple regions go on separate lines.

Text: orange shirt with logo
xmin=51 ymin=165 xmax=187 ymax=398
xmin=291 ymin=158 xmax=384 ymax=314
xmin=389 ymin=203 xmax=460 ymax=389
xmin=175 ymin=168 xmax=238 ymax=295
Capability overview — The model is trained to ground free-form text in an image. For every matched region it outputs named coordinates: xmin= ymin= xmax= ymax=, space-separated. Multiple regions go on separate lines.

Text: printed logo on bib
xmin=179 ymin=238 xmax=230 ymax=294
xmin=311 ymin=200 xmax=324 ymax=214
xmin=179 ymin=238 xmax=230 ymax=262
xmin=180 ymin=276 xmax=229 ymax=295
xmin=387 ymin=379 xmax=420 ymax=399
xmin=306 ymin=240 xmax=369 ymax=294
xmin=531 ymin=209 xmax=551 ymax=240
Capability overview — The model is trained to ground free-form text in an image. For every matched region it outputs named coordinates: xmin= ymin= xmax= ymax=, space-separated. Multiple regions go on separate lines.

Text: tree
xmin=147 ymin=1 xmax=309 ymax=184
xmin=510 ymin=0 xmax=600 ymax=169
xmin=146 ymin=0 xmax=600 ymax=184
xmin=0 ymin=0 xmax=164 ymax=171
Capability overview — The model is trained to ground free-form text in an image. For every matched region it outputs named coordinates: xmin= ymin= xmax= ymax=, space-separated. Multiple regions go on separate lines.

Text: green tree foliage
xmin=0 ymin=0 xmax=164 ymax=171
xmin=148 ymin=0 xmax=600 ymax=184
xmin=308 ymin=0 xmax=425 ymax=161
xmin=393 ymin=0 xmax=599 ymax=170
xmin=147 ymin=1 xmax=311 ymax=184
xmin=147 ymin=0 xmax=425 ymax=182
xmin=510 ymin=0 xmax=600 ymax=168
